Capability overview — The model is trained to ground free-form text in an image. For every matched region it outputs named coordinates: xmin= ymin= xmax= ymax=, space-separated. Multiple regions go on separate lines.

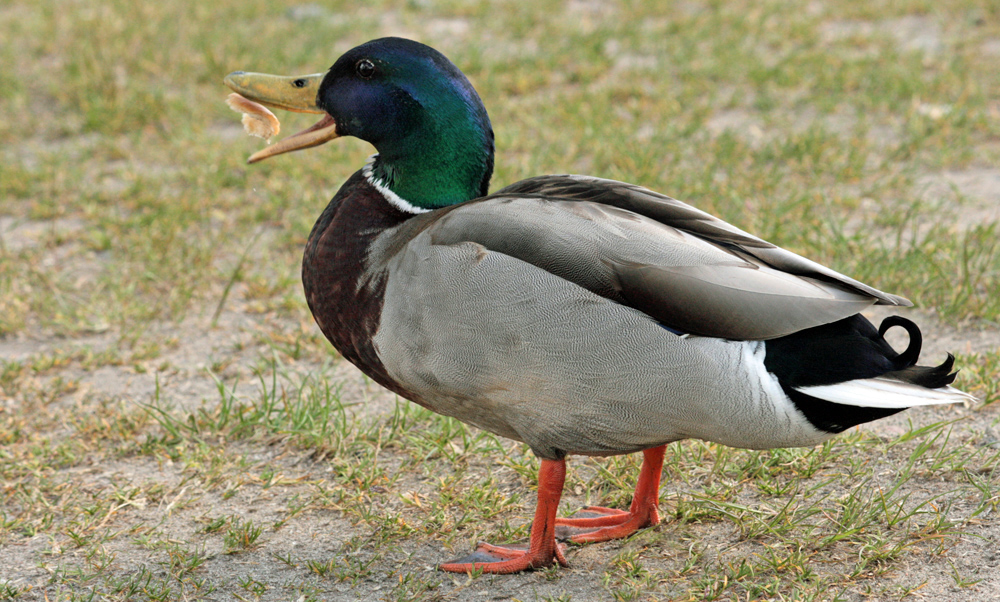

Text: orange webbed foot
xmin=438 ymin=541 xmax=568 ymax=574
xmin=556 ymin=445 xmax=667 ymax=544
xmin=555 ymin=504 xmax=660 ymax=543
xmin=438 ymin=458 xmax=569 ymax=574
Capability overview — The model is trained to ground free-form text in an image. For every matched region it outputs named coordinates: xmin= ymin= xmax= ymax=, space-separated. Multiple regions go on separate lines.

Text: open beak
xmin=224 ymin=71 xmax=340 ymax=163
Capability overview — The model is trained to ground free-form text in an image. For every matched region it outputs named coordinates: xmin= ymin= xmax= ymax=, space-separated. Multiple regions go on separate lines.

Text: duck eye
xmin=356 ymin=59 xmax=376 ymax=79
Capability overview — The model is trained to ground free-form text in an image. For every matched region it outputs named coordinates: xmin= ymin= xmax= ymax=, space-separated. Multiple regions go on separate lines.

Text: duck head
xmin=225 ymin=37 xmax=495 ymax=210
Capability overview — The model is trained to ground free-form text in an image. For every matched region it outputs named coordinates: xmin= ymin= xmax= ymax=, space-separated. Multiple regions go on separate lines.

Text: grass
xmin=2 ymin=0 xmax=1000 ymax=600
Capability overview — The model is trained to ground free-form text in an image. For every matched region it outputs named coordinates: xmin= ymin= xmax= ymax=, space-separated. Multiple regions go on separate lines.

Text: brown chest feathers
xmin=301 ymin=170 xmax=417 ymax=400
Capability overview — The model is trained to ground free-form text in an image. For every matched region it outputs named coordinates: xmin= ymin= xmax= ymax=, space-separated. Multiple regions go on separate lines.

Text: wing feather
xmin=418 ymin=175 xmax=908 ymax=340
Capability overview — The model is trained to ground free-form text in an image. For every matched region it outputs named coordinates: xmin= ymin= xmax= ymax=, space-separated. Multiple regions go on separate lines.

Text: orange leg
xmin=439 ymin=458 xmax=569 ymax=574
xmin=555 ymin=445 xmax=665 ymax=543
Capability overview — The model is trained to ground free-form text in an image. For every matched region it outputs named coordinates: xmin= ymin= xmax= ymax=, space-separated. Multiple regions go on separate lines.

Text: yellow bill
xmin=224 ymin=71 xmax=340 ymax=163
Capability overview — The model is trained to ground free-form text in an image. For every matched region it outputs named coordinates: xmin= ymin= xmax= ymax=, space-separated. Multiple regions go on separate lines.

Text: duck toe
xmin=438 ymin=541 xmax=567 ymax=574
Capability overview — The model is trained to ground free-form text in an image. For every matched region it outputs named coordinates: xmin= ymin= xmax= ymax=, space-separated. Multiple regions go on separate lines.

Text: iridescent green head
xmin=225 ymin=37 xmax=495 ymax=211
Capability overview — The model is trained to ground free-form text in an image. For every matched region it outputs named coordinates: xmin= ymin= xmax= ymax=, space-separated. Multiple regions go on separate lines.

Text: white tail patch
xmin=795 ymin=378 xmax=976 ymax=409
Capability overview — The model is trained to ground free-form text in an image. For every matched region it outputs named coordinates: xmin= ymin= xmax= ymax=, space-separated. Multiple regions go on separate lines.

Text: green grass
xmin=2 ymin=0 xmax=1000 ymax=599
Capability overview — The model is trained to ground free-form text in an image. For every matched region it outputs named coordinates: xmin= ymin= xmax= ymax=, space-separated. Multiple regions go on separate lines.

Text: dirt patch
xmin=818 ymin=16 xmax=944 ymax=55
xmin=917 ymin=169 xmax=1000 ymax=230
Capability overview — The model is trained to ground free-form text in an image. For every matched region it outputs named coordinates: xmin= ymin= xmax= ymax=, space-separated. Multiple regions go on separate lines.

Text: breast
xmin=301 ymin=171 xmax=423 ymax=402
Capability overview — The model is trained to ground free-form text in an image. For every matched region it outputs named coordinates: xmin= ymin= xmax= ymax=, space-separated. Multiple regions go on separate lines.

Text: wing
xmin=419 ymin=175 xmax=908 ymax=340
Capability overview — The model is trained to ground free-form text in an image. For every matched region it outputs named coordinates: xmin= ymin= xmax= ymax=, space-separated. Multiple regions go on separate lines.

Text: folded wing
xmin=424 ymin=175 xmax=908 ymax=340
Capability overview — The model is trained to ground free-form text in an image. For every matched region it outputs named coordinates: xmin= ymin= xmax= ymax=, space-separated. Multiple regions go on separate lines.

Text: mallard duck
xmin=224 ymin=37 xmax=973 ymax=574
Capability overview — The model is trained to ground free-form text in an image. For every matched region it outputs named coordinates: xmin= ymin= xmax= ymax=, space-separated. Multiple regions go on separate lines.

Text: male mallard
xmin=225 ymin=37 xmax=973 ymax=574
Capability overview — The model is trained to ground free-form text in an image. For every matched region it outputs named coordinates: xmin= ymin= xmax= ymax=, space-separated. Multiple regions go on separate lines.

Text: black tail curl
xmin=878 ymin=315 xmax=921 ymax=367
xmin=878 ymin=316 xmax=958 ymax=389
